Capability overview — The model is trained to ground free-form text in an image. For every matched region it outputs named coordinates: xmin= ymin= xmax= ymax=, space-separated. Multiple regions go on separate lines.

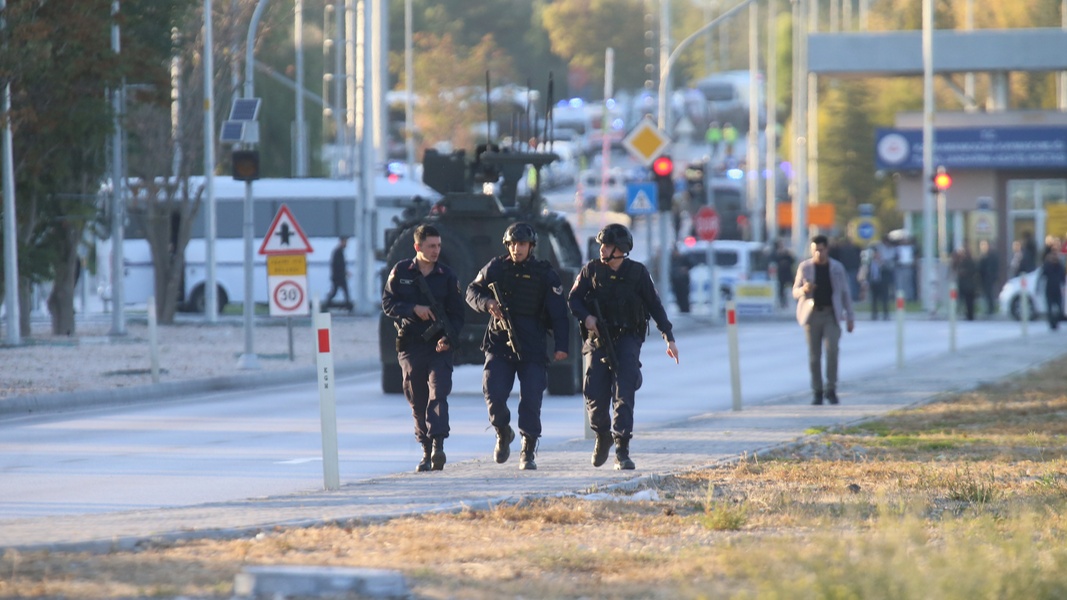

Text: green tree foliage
xmin=541 ymin=0 xmax=648 ymax=94
xmin=0 ymin=0 xmax=194 ymax=335
xmin=407 ymin=32 xmax=514 ymax=153
xmin=818 ymin=81 xmax=895 ymax=229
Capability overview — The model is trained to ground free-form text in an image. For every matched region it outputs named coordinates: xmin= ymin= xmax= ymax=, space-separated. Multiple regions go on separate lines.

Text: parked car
xmin=998 ymin=268 xmax=1067 ymax=320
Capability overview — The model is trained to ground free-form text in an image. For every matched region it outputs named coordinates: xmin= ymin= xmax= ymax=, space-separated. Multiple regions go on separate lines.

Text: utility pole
xmin=765 ymin=0 xmax=778 ymax=244
xmin=921 ymin=0 xmax=937 ymax=314
xmin=109 ymin=0 xmax=127 ymax=337
xmin=294 ymin=0 xmax=308 ymax=176
xmin=790 ymin=0 xmax=809 ymax=260
xmin=1 ymin=0 xmax=20 ymax=345
xmin=237 ymin=0 xmax=269 ymax=370
xmin=204 ymin=0 xmax=218 ymax=323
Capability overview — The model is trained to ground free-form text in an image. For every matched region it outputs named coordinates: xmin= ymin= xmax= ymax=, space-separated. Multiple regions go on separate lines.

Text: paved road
xmin=2 ymin=315 xmax=1061 ymax=552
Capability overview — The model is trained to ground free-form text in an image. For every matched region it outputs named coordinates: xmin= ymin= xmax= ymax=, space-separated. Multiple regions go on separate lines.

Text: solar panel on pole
xmin=229 ymin=98 xmax=261 ymax=121
xmin=219 ymin=121 xmax=245 ymax=144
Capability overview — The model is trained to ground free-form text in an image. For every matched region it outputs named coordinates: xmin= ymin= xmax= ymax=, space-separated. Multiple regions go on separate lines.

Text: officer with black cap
xmin=466 ymin=222 xmax=571 ymax=470
xmin=568 ymin=223 xmax=680 ymax=470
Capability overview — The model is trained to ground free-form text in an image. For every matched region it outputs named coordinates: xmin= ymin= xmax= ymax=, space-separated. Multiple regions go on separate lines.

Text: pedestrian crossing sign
xmin=626 ymin=182 xmax=657 ymax=216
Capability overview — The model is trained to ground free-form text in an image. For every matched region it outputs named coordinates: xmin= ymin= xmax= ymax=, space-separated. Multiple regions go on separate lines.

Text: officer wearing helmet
xmin=568 ymin=223 xmax=680 ymax=470
xmin=466 ymin=222 xmax=571 ymax=470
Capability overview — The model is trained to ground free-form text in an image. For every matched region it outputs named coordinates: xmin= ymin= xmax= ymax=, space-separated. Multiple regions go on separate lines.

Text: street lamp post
xmin=236 ymin=0 xmax=270 ymax=370
xmin=109 ymin=0 xmax=127 ymax=337
xmin=1 ymin=0 xmax=19 ymax=345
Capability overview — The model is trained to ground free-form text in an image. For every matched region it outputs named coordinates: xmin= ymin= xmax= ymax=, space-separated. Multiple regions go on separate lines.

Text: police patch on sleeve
xmin=553 ymin=285 xmax=563 ymax=295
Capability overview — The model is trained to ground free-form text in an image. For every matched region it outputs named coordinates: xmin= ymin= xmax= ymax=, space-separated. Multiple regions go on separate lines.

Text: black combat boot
xmin=519 ymin=435 xmax=537 ymax=471
xmin=591 ymin=431 xmax=613 ymax=467
xmin=416 ymin=439 xmax=432 ymax=472
xmin=614 ymin=435 xmax=635 ymax=470
xmin=431 ymin=436 xmax=446 ymax=471
xmin=494 ymin=425 xmax=515 ymax=464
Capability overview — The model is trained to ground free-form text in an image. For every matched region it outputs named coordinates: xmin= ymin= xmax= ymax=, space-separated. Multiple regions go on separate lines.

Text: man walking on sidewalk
xmin=793 ymin=234 xmax=855 ymax=405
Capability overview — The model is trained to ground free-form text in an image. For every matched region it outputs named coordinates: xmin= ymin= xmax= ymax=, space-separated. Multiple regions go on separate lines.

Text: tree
xmin=0 ymin=0 xmax=198 ymax=336
xmin=1 ymin=0 xmax=120 ymax=336
xmin=818 ymin=80 xmax=894 ymax=228
xmin=400 ymin=32 xmax=513 ymax=153
xmin=541 ymin=0 xmax=648 ymax=94
xmin=122 ymin=1 xmax=258 ymax=322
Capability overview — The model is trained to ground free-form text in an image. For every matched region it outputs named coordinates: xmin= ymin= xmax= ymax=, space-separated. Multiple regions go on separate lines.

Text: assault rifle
xmin=414 ymin=271 xmax=460 ymax=349
xmin=589 ymin=298 xmax=619 ymax=372
xmin=487 ymin=282 xmax=524 ymax=361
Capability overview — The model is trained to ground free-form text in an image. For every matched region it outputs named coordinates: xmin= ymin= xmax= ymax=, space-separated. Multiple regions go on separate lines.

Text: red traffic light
xmin=932 ymin=168 xmax=952 ymax=192
xmin=652 ymin=155 xmax=673 ymax=178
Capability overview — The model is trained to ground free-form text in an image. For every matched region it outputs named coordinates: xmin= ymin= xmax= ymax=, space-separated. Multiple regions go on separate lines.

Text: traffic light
xmin=652 ymin=155 xmax=674 ymax=211
xmin=232 ymin=150 xmax=260 ymax=181
xmin=930 ymin=166 xmax=952 ymax=194
xmin=684 ymin=162 xmax=706 ymax=202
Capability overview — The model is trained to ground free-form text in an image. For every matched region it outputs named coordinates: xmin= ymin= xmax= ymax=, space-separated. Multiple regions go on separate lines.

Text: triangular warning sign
xmin=630 ymin=190 xmax=655 ymax=212
xmin=258 ymin=204 xmax=314 ymax=255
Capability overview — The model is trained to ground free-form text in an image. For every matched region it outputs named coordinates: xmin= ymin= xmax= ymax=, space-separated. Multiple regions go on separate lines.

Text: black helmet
xmin=503 ymin=222 xmax=538 ymax=246
xmin=596 ymin=223 xmax=633 ymax=254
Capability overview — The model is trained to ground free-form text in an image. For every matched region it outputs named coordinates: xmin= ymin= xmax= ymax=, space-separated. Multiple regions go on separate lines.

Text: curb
xmin=0 ymin=358 xmax=380 ymax=418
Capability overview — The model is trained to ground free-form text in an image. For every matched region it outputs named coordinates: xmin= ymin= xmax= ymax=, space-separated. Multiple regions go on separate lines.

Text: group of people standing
xmin=381 ymin=222 xmax=679 ymax=473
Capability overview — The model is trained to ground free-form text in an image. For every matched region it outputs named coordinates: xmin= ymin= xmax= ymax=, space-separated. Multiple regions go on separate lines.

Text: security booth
xmin=876 ymin=111 xmax=1067 ymax=287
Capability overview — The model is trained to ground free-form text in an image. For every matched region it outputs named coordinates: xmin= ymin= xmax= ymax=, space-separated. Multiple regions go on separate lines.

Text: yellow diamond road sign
xmin=622 ymin=118 xmax=671 ymax=166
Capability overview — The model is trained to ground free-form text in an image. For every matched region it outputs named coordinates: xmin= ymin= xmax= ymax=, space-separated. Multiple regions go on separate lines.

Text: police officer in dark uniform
xmin=568 ymin=223 xmax=680 ymax=470
xmin=466 ymin=222 xmax=570 ymax=470
xmin=382 ymin=224 xmax=465 ymax=472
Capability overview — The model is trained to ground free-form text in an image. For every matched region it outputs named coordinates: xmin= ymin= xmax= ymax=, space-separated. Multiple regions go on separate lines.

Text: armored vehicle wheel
xmin=382 ymin=363 xmax=403 ymax=394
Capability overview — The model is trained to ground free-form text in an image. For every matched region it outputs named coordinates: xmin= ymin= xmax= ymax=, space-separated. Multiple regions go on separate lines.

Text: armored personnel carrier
xmin=379 ymin=144 xmax=585 ymax=395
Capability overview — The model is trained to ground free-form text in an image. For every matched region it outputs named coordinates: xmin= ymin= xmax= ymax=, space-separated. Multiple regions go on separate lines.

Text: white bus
xmin=99 ymin=175 xmax=439 ymax=312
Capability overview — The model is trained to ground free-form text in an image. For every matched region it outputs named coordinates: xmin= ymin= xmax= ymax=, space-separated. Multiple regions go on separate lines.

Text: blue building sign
xmin=875 ymin=126 xmax=1067 ymax=171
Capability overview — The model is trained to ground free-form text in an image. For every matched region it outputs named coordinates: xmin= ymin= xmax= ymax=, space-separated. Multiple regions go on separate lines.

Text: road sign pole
xmin=313 ymin=309 xmax=340 ymax=491
xmin=237 ymin=180 xmax=260 ymax=370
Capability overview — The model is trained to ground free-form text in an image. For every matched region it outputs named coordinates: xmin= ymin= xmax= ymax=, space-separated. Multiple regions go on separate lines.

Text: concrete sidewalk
xmin=3 ymin=329 xmax=1063 ymax=553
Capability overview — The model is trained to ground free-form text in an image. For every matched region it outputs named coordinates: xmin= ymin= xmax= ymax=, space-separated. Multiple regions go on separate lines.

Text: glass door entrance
xmin=1007 ymin=178 xmax=1066 ymax=273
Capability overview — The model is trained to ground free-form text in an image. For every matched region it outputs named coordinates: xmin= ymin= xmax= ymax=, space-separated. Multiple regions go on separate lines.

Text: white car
xmin=578 ymin=168 xmax=627 ymax=212
xmin=998 ymin=268 xmax=1066 ymax=320
xmin=676 ymin=239 xmax=770 ymax=301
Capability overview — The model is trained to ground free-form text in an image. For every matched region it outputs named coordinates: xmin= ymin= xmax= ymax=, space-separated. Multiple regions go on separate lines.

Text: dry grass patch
xmin=5 ymin=356 xmax=1067 ymax=599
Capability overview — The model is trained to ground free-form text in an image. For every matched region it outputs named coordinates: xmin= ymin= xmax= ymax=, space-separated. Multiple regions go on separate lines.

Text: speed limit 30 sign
xmin=267 ymin=255 xmax=309 ymax=316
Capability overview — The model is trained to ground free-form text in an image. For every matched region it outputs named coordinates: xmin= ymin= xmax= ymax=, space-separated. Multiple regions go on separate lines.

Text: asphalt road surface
xmin=0 ymin=318 xmax=1036 ymax=522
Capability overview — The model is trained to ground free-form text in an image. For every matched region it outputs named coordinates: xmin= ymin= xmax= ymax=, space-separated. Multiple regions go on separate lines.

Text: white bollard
xmin=895 ymin=289 xmax=905 ymax=370
xmin=147 ymin=296 xmax=160 ymax=383
xmin=313 ymin=309 xmax=341 ymax=491
xmin=726 ymin=300 xmax=742 ymax=411
xmin=948 ymin=282 xmax=957 ymax=353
